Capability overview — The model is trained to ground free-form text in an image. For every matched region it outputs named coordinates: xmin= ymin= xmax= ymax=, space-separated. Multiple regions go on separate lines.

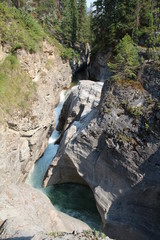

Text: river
xmin=27 ymin=80 xmax=102 ymax=230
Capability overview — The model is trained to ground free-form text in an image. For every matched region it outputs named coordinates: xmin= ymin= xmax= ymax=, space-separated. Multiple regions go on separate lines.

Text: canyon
xmin=0 ymin=36 xmax=160 ymax=240
xmin=44 ymin=62 xmax=160 ymax=240
xmin=0 ymin=41 xmax=92 ymax=239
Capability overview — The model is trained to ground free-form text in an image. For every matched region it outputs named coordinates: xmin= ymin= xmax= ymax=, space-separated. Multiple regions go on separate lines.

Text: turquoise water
xmin=45 ymin=184 xmax=102 ymax=230
xmin=27 ymin=89 xmax=102 ymax=230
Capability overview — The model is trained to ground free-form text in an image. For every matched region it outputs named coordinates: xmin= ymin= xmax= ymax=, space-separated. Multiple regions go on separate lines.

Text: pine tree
xmin=61 ymin=0 xmax=78 ymax=45
xmin=108 ymin=34 xmax=140 ymax=80
xmin=78 ymin=0 xmax=89 ymax=43
xmin=91 ymin=0 xmax=160 ymax=49
xmin=71 ymin=0 xmax=78 ymax=44
xmin=36 ymin=0 xmax=58 ymax=28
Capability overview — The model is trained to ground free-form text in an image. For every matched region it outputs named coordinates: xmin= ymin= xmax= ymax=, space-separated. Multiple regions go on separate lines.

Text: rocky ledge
xmin=44 ymin=64 xmax=160 ymax=240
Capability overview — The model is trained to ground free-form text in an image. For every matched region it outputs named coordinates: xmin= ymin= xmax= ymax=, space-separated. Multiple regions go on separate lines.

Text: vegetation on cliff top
xmin=92 ymin=0 xmax=160 ymax=50
xmin=0 ymin=54 xmax=35 ymax=122
xmin=0 ymin=2 xmax=45 ymax=53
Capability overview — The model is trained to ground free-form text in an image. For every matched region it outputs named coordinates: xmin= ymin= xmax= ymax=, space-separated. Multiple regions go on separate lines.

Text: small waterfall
xmin=27 ymin=90 xmax=66 ymax=188
xmin=27 ymin=86 xmax=102 ymax=230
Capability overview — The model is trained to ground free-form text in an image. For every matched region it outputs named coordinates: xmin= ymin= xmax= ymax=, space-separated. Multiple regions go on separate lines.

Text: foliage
xmin=108 ymin=35 xmax=140 ymax=80
xmin=127 ymin=106 xmax=143 ymax=118
xmin=92 ymin=0 xmax=160 ymax=50
xmin=61 ymin=0 xmax=78 ymax=45
xmin=61 ymin=48 xmax=80 ymax=61
xmin=78 ymin=0 xmax=90 ymax=43
xmin=61 ymin=0 xmax=90 ymax=45
xmin=48 ymin=230 xmax=106 ymax=239
xmin=36 ymin=0 xmax=61 ymax=36
xmin=0 ymin=2 xmax=45 ymax=53
xmin=0 ymin=55 xmax=36 ymax=121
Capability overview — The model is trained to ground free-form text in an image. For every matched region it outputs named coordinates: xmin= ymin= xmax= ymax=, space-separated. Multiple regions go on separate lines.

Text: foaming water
xmin=27 ymin=90 xmax=66 ymax=188
xmin=27 ymin=89 xmax=102 ymax=230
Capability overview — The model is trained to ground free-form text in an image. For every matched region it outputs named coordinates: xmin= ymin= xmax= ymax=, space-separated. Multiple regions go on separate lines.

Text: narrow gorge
xmin=0 ymin=1 xmax=160 ymax=240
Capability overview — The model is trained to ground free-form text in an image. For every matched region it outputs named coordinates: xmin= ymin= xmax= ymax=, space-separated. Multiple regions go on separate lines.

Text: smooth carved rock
xmin=44 ymin=77 xmax=160 ymax=240
xmin=43 ymin=80 xmax=103 ymax=187
xmin=56 ymin=80 xmax=103 ymax=134
xmin=0 ymin=184 xmax=90 ymax=239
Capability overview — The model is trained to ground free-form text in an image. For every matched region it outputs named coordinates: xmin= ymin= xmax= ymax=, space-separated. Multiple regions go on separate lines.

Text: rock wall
xmin=70 ymin=43 xmax=91 ymax=74
xmin=0 ymin=41 xmax=72 ymax=185
xmin=0 ymin=41 xmax=93 ymax=238
xmin=89 ymin=52 xmax=112 ymax=82
xmin=44 ymin=68 xmax=160 ymax=240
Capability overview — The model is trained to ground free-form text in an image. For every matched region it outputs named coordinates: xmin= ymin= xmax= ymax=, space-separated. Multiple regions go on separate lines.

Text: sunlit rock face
xmin=0 ymin=184 xmax=90 ymax=239
xmin=0 ymin=41 xmax=72 ymax=185
xmin=44 ymin=71 xmax=160 ymax=240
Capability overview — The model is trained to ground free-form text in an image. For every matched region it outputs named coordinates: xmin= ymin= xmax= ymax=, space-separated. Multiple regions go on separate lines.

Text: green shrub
xmin=108 ymin=34 xmax=140 ymax=80
xmin=0 ymin=2 xmax=45 ymax=52
xmin=127 ymin=106 xmax=143 ymax=118
xmin=61 ymin=48 xmax=73 ymax=60
xmin=61 ymin=47 xmax=80 ymax=61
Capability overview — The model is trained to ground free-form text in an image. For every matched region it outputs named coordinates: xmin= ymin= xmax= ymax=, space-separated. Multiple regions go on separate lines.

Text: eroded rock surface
xmin=70 ymin=43 xmax=91 ymax=74
xmin=0 ymin=41 xmax=92 ymax=239
xmin=0 ymin=184 xmax=90 ymax=239
xmin=44 ymin=73 xmax=160 ymax=240
xmin=43 ymin=80 xmax=103 ymax=187
xmin=0 ymin=41 xmax=72 ymax=185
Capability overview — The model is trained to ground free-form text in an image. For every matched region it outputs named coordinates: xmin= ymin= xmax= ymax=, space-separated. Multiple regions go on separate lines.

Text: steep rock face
xmin=56 ymin=80 xmax=103 ymax=135
xmin=0 ymin=41 xmax=72 ymax=185
xmin=70 ymin=43 xmax=91 ymax=74
xmin=89 ymin=52 xmax=112 ymax=82
xmin=0 ymin=41 xmax=94 ymax=238
xmin=0 ymin=184 xmax=90 ymax=239
xmin=44 ymin=71 xmax=160 ymax=240
xmin=43 ymin=80 xmax=103 ymax=187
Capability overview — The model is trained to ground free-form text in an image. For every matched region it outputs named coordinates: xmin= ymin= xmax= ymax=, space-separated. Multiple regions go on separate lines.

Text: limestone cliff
xmin=0 ymin=41 xmax=92 ymax=238
xmin=44 ymin=63 xmax=160 ymax=240
xmin=0 ymin=41 xmax=72 ymax=185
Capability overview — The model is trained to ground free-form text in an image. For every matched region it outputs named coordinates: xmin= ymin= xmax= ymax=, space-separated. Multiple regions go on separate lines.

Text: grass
xmin=0 ymin=2 xmax=79 ymax=59
xmin=0 ymin=2 xmax=45 ymax=53
xmin=0 ymin=54 xmax=36 ymax=122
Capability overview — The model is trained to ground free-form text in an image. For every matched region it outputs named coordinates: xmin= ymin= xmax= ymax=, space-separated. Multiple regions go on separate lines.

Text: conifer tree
xmin=108 ymin=34 xmax=140 ymax=80
xmin=71 ymin=0 xmax=78 ymax=44
xmin=61 ymin=0 xmax=78 ymax=45
xmin=92 ymin=0 xmax=160 ymax=49
xmin=78 ymin=0 xmax=89 ymax=43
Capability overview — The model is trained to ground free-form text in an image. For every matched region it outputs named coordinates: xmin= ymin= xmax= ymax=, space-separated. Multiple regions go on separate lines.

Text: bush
xmin=108 ymin=34 xmax=140 ymax=80
xmin=0 ymin=2 xmax=45 ymax=52
xmin=61 ymin=48 xmax=80 ymax=61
